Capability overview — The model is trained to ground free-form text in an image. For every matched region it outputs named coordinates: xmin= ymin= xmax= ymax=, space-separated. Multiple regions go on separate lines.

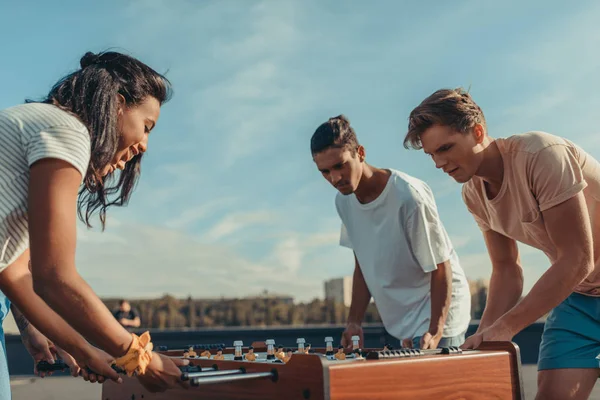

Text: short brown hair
xmin=404 ymin=88 xmax=486 ymax=150
xmin=310 ymin=115 xmax=360 ymax=155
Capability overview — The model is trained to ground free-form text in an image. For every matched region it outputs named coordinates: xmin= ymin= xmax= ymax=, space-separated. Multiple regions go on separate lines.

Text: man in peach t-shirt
xmin=404 ymin=88 xmax=599 ymax=400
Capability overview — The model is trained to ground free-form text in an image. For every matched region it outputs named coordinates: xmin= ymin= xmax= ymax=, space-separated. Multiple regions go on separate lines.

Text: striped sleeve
xmin=25 ymin=126 xmax=91 ymax=179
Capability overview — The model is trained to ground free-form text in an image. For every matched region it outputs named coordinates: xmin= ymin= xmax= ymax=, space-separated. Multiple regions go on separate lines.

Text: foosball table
xmin=39 ymin=337 xmax=524 ymax=399
xmin=102 ymin=336 xmax=524 ymax=400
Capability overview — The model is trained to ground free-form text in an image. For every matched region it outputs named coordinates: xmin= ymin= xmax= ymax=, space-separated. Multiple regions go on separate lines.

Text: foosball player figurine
xmin=383 ymin=343 xmax=393 ymax=351
xmin=283 ymin=348 xmax=293 ymax=363
xmin=296 ymin=338 xmax=305 ymax=354
xmin=325 ymin=336 xmax=334 ymax=356
xmin=233 ymin=340 xmax=243 ymax=361
xmin=213 ymin=347 xmax=225 ymax=360
xmin=245 ymin=346 xmax=256 ymax=361
xmin=200 ymin=349 xmax=211 ymax=358
xmin=353 ymin=348 xmax=364 ymax=360
xmin=348 ymin=335 xmax=361 ymax=358
xmin=351 ymin=335 xmax=360 ymax=351
xmin=305 ymin=343 xmax=312 ymax=354
xmin=275 ymin=345 xmax=285 ymax=361
xmin=183 ymin=346 xmax=197 ymax=358
xmin=334 ymin=346 xmax=346 ymax=360
xmin=266 ymin=339 xmax=276 ymax=360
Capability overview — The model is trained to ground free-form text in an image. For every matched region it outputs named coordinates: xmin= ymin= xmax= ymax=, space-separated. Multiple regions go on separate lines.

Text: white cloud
xmin=459 ymin=252 xmax=493 ymax=281
xmin=76 ymin=219 xmax=333 ymax=301
xmin=449 ymin=235 xmax=471 ymax=249
xmin=267 ymin=237 xmax=302 ymax=274
xmin=165 ymin=197 xmax=237 ymax=230
xmin=203 ymin=211 xmax=278 ymax=242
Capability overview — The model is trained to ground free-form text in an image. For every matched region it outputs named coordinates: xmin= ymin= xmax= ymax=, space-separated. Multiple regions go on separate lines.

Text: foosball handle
xmin=36 ymin=360 xmax=125 ymax=375
xmin=36 ymin=360 xmax=70 ymax=372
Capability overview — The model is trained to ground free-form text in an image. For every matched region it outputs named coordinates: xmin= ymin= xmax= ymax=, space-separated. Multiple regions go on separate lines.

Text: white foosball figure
xmin=266 ymin=339 xmax=276 ymax=360
xmin=325 ymin=336 xmax=334 ymax=358
xmin=351 ymin=335 xmax=360 ymax=350
xmin=234 ymin=340 xmax=243 ymax=361
xmin=296 ymin=338 xmax=306 ymax=354
xmin=347 ymin=335 xmax=361 ymax=358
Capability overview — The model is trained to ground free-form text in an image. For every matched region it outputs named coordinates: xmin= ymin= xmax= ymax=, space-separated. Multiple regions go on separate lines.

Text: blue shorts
xmin=0 ymin=290 xmax=11 ymax=399
xmin=538 ymin=292 xmax=600 ymax=371
xmin=412 ymin=329 xmax=466 ymax=349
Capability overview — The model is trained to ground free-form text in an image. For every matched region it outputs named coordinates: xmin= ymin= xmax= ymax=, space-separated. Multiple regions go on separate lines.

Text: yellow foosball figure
xmin=244 ymin=346 xmax=256 ymax=361
xmin=213 ymin=348 xmax=225 ymax=360
xmin=283 ymin=349 xmax=293 ymax=363
xmin=183 ymin=347 xmax=197 ymax=358
xmin=334 ymin=346 xmax=346 ymax=360
xmin=200 ymin=349 xmax=211 ymax=358
xmin=275 ymin=345 xmax=285 ymax=361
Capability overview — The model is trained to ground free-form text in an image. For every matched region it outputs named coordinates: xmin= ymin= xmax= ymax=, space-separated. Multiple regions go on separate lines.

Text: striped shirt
xmin=0 ymin=103 xmax=90 ymax=272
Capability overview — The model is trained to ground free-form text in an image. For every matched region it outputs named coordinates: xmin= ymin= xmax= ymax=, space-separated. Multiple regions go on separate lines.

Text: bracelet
xmin=114 ymin=331 xmax=154 ymax=376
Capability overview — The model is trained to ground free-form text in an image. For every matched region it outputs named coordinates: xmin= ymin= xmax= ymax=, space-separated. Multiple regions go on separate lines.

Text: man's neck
xmin=354 ymin=164 xmax=390 ymax=204
xmin=474 ymin=138 xmax=504 ymax=197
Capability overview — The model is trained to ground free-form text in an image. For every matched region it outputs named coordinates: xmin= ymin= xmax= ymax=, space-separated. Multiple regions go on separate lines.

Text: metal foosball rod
xmin=180 ymin=367 xmax=218 ymax=381
xmin=191 ymin=370 xmax=277 ymax=386
xmin=183 ymin=368 xmax=245 ymax=380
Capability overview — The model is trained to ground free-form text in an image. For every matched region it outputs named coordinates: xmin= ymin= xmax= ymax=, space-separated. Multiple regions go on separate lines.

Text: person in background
xmin=113 ymin=300 xmax=141 ymax=330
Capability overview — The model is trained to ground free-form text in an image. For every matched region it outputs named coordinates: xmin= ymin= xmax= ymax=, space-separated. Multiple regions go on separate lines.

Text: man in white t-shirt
xmin=311 ymin=115 xmax=471 ymax=350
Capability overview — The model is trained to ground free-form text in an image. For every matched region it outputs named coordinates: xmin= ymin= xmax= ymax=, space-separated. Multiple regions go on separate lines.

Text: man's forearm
xmin=34 ymin=271 xmax=133 ymax=357
xmin=428 ymin=262 xmax=452 ymax=335
xmin=478 ymin=265 xmax=523 ymax=331
xmin=347 ymin=262 xmax=371 ymax=324
xmin=498 ymin=256 xmax=591 ymax=335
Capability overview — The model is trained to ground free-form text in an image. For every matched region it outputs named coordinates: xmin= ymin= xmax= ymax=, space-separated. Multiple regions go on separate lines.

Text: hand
xmin=420 ymin=331 xmax=443 ymax=350
xmin=20 ymin=324 xmax=58 ymax=378
xmin=136 ymin=352 xmax=190 ymax=392
xmin=77 ymin=345 xmax=122 ymax=384
xmin=341 ymin=322 xmax=364 ymax=351
xmin=54 ymin=346 xmax=81 ymax=377
xmin=119 ymin=318 xmax=129 ymax=326
xmin=461 ymin=320 xmax=515 ymax=350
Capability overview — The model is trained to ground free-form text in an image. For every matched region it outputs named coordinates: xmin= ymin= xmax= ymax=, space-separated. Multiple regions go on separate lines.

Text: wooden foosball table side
xmin=101 ymin=354 xmax=328 ymax=400
xmin=101 ymin=341 xmax=524 ymax=400
xmin=325 ymin=341 xmax=525 ymax=400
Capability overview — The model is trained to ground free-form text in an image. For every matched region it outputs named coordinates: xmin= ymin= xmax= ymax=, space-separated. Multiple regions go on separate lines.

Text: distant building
xmin=324 ymin=276 xmax=353 ymax=307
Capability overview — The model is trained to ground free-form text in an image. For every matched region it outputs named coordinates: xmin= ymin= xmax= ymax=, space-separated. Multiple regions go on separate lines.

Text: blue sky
xmin=1 ymin=0 xmax=599 ymax=302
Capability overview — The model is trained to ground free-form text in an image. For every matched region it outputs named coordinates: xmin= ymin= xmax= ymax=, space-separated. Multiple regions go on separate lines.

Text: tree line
xmin=104 ymin=279 xmax=489 ymax=329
